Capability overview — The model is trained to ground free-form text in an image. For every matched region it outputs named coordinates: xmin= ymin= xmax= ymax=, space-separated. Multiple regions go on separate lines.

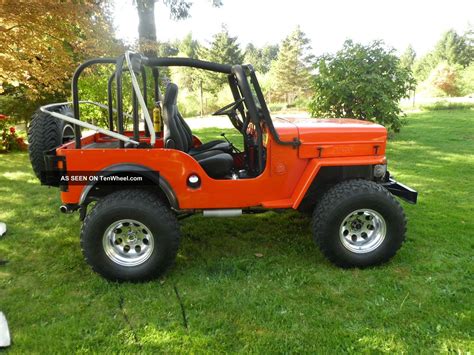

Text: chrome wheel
xmin=339 ymin=209 xmax=386 ymax=254
xmin=102 ymin=219 xmax=154 ymax=267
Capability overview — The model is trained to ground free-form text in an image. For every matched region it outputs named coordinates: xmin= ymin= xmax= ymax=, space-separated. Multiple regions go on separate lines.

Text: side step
xmin=203 ymin=209 xmax=242 ymax=217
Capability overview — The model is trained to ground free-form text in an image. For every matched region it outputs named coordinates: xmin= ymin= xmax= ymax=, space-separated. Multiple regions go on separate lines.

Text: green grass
xmin=419 ymin=101 xmax=474 ymax=111
xmin=0 ymin=110 xmax=473 ymax=353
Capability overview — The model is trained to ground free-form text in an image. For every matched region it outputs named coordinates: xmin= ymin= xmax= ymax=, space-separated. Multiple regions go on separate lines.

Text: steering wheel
xmin=212 ymin=98 xmax=245 ymax=116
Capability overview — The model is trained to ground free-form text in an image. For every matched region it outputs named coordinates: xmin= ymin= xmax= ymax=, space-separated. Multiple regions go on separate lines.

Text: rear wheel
xmin=312 ymin=179 xmax=407 ymax=267
xmin=81 ymin=189 xmax=180 ymax=282
xmin=28 ymin=105 xmax=75 ymax=180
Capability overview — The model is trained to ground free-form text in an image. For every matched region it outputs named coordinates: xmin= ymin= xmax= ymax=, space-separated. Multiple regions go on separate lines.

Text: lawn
xmin=0 ymin=109 xmax=473 ymax=353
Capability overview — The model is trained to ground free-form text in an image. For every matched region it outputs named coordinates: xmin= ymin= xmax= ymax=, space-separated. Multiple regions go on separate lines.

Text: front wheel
xmin=81 ymin=189 xmax=180 ymax=282
xmin=312 ymin=179 xmax=407 ymax=268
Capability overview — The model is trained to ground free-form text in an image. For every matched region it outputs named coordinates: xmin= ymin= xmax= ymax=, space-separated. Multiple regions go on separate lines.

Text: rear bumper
xmin=383 ymin=178 xmax=418 ymax=204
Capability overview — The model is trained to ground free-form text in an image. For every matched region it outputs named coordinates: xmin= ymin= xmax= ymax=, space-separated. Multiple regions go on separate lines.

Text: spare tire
xmin=28 ymin=105 xmax=75 ymax=180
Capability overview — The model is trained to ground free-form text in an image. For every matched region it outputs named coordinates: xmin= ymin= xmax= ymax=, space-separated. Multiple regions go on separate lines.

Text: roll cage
xmin=40 ymin=51 xmax=301 ymax=175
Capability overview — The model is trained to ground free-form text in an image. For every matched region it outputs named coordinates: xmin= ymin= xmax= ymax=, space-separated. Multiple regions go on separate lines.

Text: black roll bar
xmin=115 ymin=55 xmax=125 ymax=148
xmin=107 ymin=71 xmax=115 ymax=131
xmin=143 ymin=57 xmax=232 ymax=74
xmin=70 ymin=52 xmax=298 ymax=154
xmin=232 ymin=65 xmax=264 ymax=173
xmin=72 ymin=57 xmax=116 ymax=148
xmin=107 ymin=65 xmax=150 ymax=137
xmin=246 ymin=67 xmax=301 ymax=148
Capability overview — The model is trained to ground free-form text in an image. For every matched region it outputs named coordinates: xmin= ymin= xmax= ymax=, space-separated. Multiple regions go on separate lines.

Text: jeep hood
xmin=272 ymin=117 xmax=387 ymax=159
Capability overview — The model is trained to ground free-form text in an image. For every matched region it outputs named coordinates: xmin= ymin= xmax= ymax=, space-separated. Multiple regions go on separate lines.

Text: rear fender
xmin=78 ymin=163 xmax=178 ymax=209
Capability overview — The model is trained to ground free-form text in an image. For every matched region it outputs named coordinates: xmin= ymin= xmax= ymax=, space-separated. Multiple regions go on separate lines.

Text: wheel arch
xmin=78 ymin=163 xmax=179 ymax=210
xmin=297 ymin=164 xmax=375 ymax=213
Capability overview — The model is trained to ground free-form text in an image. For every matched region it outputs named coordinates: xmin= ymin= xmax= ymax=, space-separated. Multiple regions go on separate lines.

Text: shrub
xmin=427 ymin=62 xmax=462 ymax=96
xmin=309 ymin=40 xmax=416 ymax=132
xmin=0 ymin=115 xmax=27 ymax=152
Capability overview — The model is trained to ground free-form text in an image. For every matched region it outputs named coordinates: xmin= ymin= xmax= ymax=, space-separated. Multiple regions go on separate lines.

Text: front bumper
xmin=383 ymin=178 xmax=418 ymax=204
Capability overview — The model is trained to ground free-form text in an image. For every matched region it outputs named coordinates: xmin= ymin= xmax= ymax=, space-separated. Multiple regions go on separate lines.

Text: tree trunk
xmin=136 ymin=0 xmax=157 ymax=56
xmin=200 ymin=80 xmax=204 ymax=117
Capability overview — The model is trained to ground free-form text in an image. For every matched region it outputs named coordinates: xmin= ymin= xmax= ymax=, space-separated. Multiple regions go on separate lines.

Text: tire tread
xmin=312 ymin=179 xmax=407 ymax=267
xmin=80 ymin=189 xmax=180 ymax=281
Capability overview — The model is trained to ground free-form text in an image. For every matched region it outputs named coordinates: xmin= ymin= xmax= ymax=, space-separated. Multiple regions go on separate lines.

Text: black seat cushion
xmin=163 ymin=83 xmax=234 ymax=178
xmin=189 ymin=141 xmax=231 ymax=156
xmin=192 ymin=150 xmax=234 ymax=178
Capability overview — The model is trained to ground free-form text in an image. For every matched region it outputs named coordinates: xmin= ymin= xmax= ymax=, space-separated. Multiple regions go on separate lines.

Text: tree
xmin=269 ymin=27 xmax=314 ymax=104
xmin=309 ymin=40 xmax=415 ymax=132
xmin=0 ymin=1 xmax=120 ymax=99
xmin=399 ymin=45 xmax=417 ymax=106
xmin=172 ymin=33 xmax=205 ymax=115
xmin=135 ymin=0 xmax=222 ymax=54
xmin=203 ymin=26 xmax=244 ymax=65
xmin=400 ymin=45 xmax=416 ymax=70
xmin=201 ymin=26 xmax=244 ymax=93
xmin=244 ymin=44 xmax=279 ymax=73
xmin=0 ymin=1 xmax=122 ymax=126
xmin=135 ymin=0 xmax=223 ymax=115
xmin=413 ymin=28 xmax=474 ymax=82
xmin=244 ymin=43 xmax=260 ymax=68
xmin=179 ymin=33 xmax=200 ymax=58
xmin=413 ymin=52 xmax=438 ymax=82
xmin=173 ymin=33 xmax=201 ymax=91
xmin=433 ymin=29 xmax=472 ymax=68
xmin=261 ymin=44 xmax=280 ymax=72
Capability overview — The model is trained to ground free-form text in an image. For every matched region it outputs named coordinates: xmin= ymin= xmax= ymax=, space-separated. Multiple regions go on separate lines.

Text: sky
xmin=113 ymin=0 xmax=473 ymax=56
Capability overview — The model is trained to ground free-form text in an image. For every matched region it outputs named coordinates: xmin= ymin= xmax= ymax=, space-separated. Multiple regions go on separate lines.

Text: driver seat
xmin=163 ymin=83 xmax=234 ymax=179
xmin=166 ymin=86 xmax=232 ymax=154
xmin=177 ymin=112 xmax=232 ymax=155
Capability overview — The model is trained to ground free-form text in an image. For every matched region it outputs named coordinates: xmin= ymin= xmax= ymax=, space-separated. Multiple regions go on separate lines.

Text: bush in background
xmin=426 ymin=62 xmax=462 ymax=96
xmin=310 ymin=40 xmax=415 ymax=132
xmin=0 ymin=115 xmax=27 ymax=152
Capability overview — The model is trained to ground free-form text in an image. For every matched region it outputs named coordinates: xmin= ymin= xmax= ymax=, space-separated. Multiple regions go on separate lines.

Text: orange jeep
xmin=28 ymin=52 xmax=417 ymax=281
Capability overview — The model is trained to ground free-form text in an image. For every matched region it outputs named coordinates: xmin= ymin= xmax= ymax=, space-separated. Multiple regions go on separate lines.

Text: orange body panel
xmin=57 ymin=117 xmax=387 ymax=210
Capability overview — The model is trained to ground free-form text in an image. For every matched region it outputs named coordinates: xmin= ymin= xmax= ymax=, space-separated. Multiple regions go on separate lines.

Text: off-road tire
xmin=312 ymin=179 xmax=407 ymax=268
xmin=28 ymin=105 xmax=74 ymax=180
xmin=80 ymin=189 xmax=180 ymax=282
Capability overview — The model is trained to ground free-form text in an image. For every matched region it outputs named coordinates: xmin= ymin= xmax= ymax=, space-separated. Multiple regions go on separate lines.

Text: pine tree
xmin=201 ymin=26 xmax=244 ymax=93
xmin=434 ymin=29 xmax=472 ymax=68
xmin=270 ymin=27 xmax=314 ymax=103
xmin=173 ymin=33 xmax=201 ymax=92
xmin=400 ymin=45 xmax=416 ymax=70
xmin=244 ymin=44 xmax=279 ymax=73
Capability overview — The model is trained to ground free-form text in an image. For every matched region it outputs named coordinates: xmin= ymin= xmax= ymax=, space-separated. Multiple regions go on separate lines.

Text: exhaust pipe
xmin=59 ymin=205 xmax=72 ymax=213
xmin=59 ymin=204 xmax=78 ymax=214
xmin=203 ymin=209 xmax=242 ymax=217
